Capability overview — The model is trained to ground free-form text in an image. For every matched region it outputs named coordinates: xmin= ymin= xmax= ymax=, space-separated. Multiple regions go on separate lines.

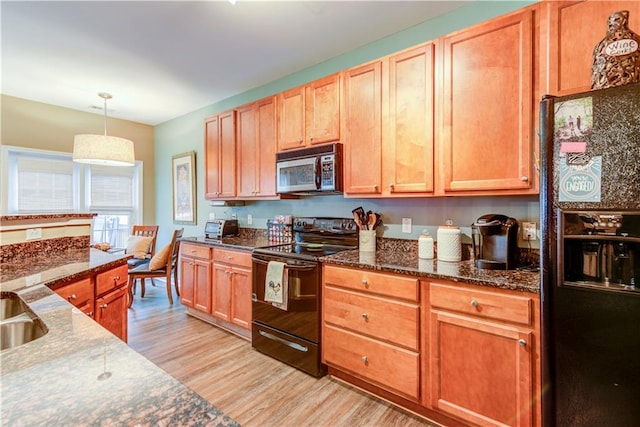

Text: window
xmin=2 ymin=146 xmax=143 ymax=246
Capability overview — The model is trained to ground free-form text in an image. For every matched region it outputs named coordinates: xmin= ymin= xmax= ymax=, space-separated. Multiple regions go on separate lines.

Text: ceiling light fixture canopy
xmin=73 ymin=92 xmax=135 ymax=167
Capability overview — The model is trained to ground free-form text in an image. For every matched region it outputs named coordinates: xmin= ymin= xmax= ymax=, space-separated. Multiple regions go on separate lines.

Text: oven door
xmin=276 ymin=156 xmax=319 ymax=194
xmin=251 ymin=253 xmax=320 ymax=343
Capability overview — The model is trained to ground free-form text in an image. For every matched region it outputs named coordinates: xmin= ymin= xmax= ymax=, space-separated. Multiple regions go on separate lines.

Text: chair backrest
xmin=131 ymin=225 xmax=159 ymax=257
xmin=167 ymin=228 xmax=184 ymax=271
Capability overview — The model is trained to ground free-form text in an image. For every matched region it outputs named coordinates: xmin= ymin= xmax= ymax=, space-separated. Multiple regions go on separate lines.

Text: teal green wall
xmin=154 ymin=1 xmax=540 ymax=247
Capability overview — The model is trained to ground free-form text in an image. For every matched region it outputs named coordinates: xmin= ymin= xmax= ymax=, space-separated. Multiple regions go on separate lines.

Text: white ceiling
xmin=2 ymin=1 xmax=470 ymax=125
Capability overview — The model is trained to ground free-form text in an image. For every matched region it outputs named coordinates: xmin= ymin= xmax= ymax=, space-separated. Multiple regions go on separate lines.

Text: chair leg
xmin=140 ymin=278 xmax=146 ymax=298
xmin=166 ymin=279 xmax=174 ymax=305
xmin=174 ymin=269 xmax=180 ymax=297
xmin=127 ymin=276 xmax=134 ymax=308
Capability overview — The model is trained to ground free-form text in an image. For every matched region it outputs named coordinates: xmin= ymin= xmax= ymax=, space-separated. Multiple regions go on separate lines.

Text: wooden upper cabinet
xmin=440 ymin=7 xmax=536 ymax=194
xmin=383 ymin=42 xmax=436 ymax=196
xmin=305 ymin=74 xmax=341 ymax=145
xmin=277 ymin=73 xmax=340 ymax=151
xmin=236 ymin=103 xmax=258 ymax=198
xmin=204 ymin=110 xmax=236 ymax=199
xmin=256 ymin=97 xmax=277 ymax=197
xmin=236 ymin=97 xmax=277 ymax=198
xmin=545 ymin=1 xmax=640 ymax=96
xmin=343 ymin=61 xmax=383 ymax=196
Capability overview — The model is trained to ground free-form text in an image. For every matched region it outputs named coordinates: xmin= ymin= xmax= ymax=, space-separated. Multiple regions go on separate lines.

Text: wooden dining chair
xmin=127 ymin=228 xmax=184 ymax=307
xmin=127 ymin=225 xmax=160 ymax=269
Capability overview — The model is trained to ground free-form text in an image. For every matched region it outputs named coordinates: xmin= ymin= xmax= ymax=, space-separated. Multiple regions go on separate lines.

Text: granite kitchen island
xmin=1 ymin=248 xmax=239 ymax=427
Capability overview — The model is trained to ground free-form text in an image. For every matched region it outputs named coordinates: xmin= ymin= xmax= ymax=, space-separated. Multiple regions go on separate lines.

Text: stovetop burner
xmin=253 ymin=217 xmax=358 ymax=260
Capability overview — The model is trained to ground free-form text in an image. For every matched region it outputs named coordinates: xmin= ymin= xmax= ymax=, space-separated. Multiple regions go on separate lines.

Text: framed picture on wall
xmin=172 ymin=151 xmax=196 ymax=225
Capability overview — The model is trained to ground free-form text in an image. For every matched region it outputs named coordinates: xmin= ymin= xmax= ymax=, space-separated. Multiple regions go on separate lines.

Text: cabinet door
xmin=212 ymin=263 xmax=231 ymax=321
xmin=277 ymin=86 xmax=305 ymax=151
xmin=430 ymin=311 xmax=534 ymax=427
xmin=204 ymin=111 xmax=236 ymax=199
xmin=179 ymin=256 xmax=195 ymax=308
xmin=385 ymin=43 xmax=436 ymax=195
xmin=95 ymin=286 xmax=128 ymax=343
xmin=305 ymin=73 xmax=341 ymax=145
xmin=230 ymin=266 xmax=251 ymax=330
xmin=546 ymin=1 xmax=640 ymax=96
xmin=193 ymin=259 xmax=212 ymax=314
xmin=236 ymin=103 xmax=258 ymax=198
xmin=440 ymin=8 xmax=534 ymax=193
xmin=256 ymin=96 xmax=277 ymax=196
xmin=343 ymin=61 xmax=383 ymax=195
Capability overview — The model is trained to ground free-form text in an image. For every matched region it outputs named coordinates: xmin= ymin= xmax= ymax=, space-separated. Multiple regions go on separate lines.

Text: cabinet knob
xmin=100 ymin=304 xmax=108 ymax=309
xmin=518 ymin=339 xmax=527 ymax=347
xmin=68 ymin=294 xmax=77 ymax=301
xmin=361 ymin=313 xmax=368 ymax=321
xmin=389 ymin=183 xmax=395 ymax=191
xmin=88 ymin=311 xmax=94 ymax=317
xmin=299 ymin=139 xmax=304 ymax=144
xmin=309 ymin=136 xmax=313 ymax=141
xmin=114 ymin=275 xmax=120 ymax=281
xmin=470 ymin=299 xmax=479 ymax=308
xmin=521 ymin=176 xmax=529 ymax=182
xmin=373 ymin=185 xmax=378 ymax=191
xmin=361 ymin=278 xmax=368 ymax=286
xmin=361 ymin=356 xmax=368 ymax=364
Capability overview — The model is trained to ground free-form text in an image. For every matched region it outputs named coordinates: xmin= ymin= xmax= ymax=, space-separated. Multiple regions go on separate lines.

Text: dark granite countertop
xmin=182 ymin=234 xmax=271 ymax=251
xmin=0 ymin=249 xmax=239 ymax=427
xmin=320 ymin=244 xmax=540 ymax=294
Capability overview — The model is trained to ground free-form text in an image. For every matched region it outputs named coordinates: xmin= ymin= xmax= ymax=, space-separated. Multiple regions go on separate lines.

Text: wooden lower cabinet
xmin=179 ymin=242 xmax=213 ymax=313
xmin=322 ymin=265 xmax=421 ymax=401
xmin=52 ymin=262 xmax=129 ymax=342
xmin=179 ymin=243 xmax=252 ymax=339
xmin=322 ymin=265 xmax=541 ymax=427
xmin=429 ymin=281 xmax=540 ymax=427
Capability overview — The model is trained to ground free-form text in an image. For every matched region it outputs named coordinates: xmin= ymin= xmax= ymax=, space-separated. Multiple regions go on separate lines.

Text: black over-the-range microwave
xmin=275 ymin=143 xmax=343 ymax=195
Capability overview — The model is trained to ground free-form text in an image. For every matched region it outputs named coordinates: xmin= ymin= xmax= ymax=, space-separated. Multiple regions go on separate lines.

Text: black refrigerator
xmin=539 ymin=82 xmax=640 ymax=426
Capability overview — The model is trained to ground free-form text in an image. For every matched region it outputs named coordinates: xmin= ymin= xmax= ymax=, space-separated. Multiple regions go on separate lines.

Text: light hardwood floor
xmin=127 ymin=282 xmax=438 ymax=427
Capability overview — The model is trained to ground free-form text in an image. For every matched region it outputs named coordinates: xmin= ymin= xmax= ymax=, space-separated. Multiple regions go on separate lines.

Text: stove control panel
xmin=293 ymin=217 xmax=357 ymax=234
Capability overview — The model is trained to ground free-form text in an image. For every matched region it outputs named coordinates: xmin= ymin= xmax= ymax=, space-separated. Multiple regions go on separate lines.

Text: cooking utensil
xmin=352 ymin=207 xmax=366 ymax=230
xmin=368 ymin=213 xmax=377 ymax=230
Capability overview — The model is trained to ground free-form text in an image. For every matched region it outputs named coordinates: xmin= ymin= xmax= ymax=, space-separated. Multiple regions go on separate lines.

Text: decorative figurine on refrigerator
xmin=591 ymin=10 xmax=640 ymax=89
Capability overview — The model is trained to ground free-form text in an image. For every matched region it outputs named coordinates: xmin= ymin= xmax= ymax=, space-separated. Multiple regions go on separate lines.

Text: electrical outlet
xmin=231 ymin=212 xmax=237 ymax=220
xmin=402 ymin=218 xmax=412 ymax=233
xmin=247 ymin=214 xmax=253 ymax=225
xmin=523 ymin=222 xmax=537 ymax=240
xmin=26 ymin=228 xmax=42 ymax=240
xmin=208 ymin=212 xmax=216 ymax=220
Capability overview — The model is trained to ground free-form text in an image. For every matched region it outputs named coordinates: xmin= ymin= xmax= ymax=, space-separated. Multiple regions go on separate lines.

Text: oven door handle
xmin=251 ymin=256 xmax=317 ymax=271
xmin=258 ymin=329 xmax=309 ymax=353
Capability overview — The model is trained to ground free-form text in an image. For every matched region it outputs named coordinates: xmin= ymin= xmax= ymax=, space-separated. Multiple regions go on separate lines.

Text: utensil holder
xmin=359 ymin=230 xmax=376 ymax=253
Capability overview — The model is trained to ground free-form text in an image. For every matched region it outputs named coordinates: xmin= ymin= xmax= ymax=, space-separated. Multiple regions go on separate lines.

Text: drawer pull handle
xmin=470 ymin=299 xmax=479 ymax=308
xmin=361 ymin=313 xmax=368 ymax=321
xmin=114 ymin=275 xmax=120 ymax=281
xmin=68 ymin=294 xmax=77 ymax=301
xmin=100 ymin=304 xmax=108 ymax=309
xmin=361 ymin=279 xmax=368 ymax=286
xmin=519 ymin=339 xmax=527 ymax=347
xmin=361 ymin=356 xmax=368 ymax=364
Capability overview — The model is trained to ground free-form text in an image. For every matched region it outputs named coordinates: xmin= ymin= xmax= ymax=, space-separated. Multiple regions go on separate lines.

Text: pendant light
xmin=73 ymin=93 xmax=135 ymax=166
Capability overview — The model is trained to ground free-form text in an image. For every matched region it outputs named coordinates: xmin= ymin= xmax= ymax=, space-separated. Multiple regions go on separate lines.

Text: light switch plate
xmin=26 ymin=228 xmax=42 ymax=240
xmin=402 ymin=218 xmax=412 ymax=233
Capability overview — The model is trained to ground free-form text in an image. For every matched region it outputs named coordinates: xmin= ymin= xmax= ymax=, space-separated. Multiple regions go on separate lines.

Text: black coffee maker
xmin=471 ymin=214 xmax=519 ymax=270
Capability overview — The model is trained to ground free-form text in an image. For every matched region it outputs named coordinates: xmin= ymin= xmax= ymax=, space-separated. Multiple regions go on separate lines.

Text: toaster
xmin=204 ymin=219 xmax=239 ymax=239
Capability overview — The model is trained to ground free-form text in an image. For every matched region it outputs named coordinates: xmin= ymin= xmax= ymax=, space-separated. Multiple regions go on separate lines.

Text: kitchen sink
xmin=0 ymin=292 xmax=48 ymax=351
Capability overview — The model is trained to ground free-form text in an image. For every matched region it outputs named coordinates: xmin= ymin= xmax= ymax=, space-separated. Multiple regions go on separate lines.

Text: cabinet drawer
xmin=55 ymin=278 xmax=94 ymax=309
xmin=324 ymin=265 xmax=419 ymax=301
xmin=430 ymin=282 xmax=534 ymax=326
xmin=213 ymin=248 xmax=252 ymax=268
xmin=181 ymin=243 xmax=212 ymax=260
xmin=324 ymin=324 xmax=420 ymax=400
xmin=96 ymin=264 xmax=128 ymax=297
xmin=324 ymin=286 xmax=419 ymax=350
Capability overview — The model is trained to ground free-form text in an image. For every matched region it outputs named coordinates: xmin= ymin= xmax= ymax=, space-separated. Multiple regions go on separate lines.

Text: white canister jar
xmin=418 ymin=230 xmax=434 ymax=259
xmin=437 ymin=226 xmax=462 ymax=262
